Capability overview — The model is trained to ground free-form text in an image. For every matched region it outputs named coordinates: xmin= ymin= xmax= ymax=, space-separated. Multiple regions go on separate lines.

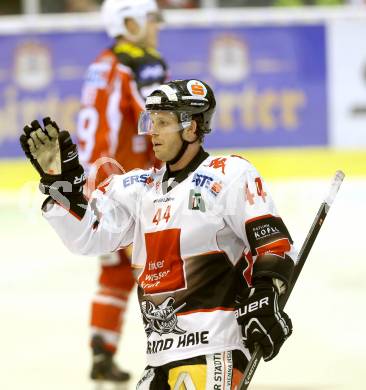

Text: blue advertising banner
xmin=0 ymin=31 xmax=111 ymax=158
xmin=0 ymin=24 xmax=327 ymax=158
xmin=160 ymin=25 xmax=327 ymax=150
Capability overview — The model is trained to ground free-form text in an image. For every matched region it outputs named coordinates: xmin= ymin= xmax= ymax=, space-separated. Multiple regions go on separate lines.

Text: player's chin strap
xmin=167 ymin=131 xmax=198 ymax=165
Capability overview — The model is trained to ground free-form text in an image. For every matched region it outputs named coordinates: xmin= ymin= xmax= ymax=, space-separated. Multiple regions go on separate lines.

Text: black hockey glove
xmin=20 ymin=117 xmax=87 ymax=217
xmin=235 ymin=280 xmax=292 ymax=361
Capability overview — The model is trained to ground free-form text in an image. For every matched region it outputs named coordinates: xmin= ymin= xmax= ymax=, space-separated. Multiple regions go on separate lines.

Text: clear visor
xmin=138 ymin=111 xmax=192 ymax=135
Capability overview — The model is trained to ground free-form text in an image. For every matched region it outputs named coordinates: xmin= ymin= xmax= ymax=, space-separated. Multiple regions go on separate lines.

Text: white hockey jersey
xmin=43 ymin=149 xmax=296 ymax=367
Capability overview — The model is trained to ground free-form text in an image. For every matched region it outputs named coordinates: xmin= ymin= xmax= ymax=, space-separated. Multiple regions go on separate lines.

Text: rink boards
xmin=0 ymin=148 xmax=365 ymax=192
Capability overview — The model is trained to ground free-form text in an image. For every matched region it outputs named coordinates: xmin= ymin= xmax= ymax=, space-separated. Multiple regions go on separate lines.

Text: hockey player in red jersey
xmin=76 ymin=0 xmax=168 ymax=382
xmin=20 ymin=79 xmax=296 ymax=389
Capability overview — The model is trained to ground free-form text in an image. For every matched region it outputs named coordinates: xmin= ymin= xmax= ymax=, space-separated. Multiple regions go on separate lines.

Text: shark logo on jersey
xmin=141 ymin=297 xmax=186 ymax=337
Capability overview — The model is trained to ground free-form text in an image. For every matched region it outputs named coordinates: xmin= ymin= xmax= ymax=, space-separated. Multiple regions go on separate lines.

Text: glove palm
xmin=20 ymin=117 xmax=87 ymax=218
xmin=29 ymin=122 xmax=61 ymax=175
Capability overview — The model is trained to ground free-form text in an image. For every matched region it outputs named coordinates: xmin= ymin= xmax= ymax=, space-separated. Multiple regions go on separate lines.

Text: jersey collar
xmin=162 ymin=147 xmax=209 ymax=194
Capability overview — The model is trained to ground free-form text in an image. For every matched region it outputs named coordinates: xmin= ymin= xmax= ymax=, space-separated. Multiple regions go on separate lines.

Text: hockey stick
xmin=238 ymin=170 xmax=345 ymax=390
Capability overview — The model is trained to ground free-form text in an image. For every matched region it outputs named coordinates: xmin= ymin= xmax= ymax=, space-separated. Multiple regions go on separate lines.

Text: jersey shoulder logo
xmin=208 ymin=157 xmax=227 ymax=175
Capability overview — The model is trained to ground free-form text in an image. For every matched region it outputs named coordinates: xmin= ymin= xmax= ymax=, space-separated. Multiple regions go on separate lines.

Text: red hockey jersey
xmin=77 ymin=42 xmax=168 ymax=188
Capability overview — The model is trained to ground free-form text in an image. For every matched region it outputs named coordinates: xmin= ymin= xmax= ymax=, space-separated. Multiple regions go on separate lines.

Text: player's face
xmin=150 ymin=112 xmax=183 ymax=161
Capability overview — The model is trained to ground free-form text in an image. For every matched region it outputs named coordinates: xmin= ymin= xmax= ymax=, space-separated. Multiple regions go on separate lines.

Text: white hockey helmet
xmin=101 ymin=0 xmax=159 ymax=39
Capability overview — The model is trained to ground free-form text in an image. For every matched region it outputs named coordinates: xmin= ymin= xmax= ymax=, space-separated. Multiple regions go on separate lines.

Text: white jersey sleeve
xmin=42 ymin=170 xmax=148 ymax=256
xmin=221 ymin=160 xmax=279 ymax=241
xmin=218 ymin=156 xmax=296 ymax=285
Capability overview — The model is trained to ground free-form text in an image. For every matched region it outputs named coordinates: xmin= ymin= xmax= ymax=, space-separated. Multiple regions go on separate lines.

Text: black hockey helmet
xmin=140 ymin=79 xmax=216 ymax=140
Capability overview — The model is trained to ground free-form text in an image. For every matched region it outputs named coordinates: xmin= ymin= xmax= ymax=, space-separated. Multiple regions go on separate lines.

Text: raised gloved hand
xmin=235 ymin=280 xmax=292 ymax=361
xmin=20 ymin=117 xmax=87 ymax=216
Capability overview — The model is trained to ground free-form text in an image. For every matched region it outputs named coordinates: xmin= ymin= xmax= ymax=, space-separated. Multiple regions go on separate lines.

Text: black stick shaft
xmin=238 ymin=170 xmax=345 ymax=390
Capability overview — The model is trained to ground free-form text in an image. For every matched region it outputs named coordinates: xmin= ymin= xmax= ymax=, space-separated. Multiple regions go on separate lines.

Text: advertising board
xmin=0 ymin=24 xmax=327 ymax=157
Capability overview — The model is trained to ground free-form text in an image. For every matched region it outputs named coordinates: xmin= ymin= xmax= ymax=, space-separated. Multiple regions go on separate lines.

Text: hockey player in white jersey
xmin=20 ymin=79 xmax=296 ymax=389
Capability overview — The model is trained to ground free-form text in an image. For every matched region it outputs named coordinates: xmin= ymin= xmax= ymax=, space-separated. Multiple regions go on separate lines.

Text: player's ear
xmin=183 ymin=120 xmax=198 ymax=143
